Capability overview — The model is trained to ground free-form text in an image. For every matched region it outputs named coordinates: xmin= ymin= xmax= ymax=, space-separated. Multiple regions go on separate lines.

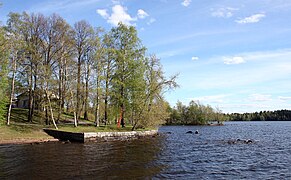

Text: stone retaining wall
xmin=84 ymin=130 xmax=158 ymax=142
xmin=43 ymin=129 xmax=158 ymax=143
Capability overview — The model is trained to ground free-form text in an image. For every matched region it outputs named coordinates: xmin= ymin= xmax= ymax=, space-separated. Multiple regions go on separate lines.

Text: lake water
xmin=1 ymin=121 xmax=291 ymax=179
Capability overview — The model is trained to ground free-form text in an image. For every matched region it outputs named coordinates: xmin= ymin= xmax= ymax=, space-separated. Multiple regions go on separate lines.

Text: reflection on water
xmin=0 ymin=137 xmax=165 ymax=179
xmin=1 ymin=121 xmax=291 ymax=179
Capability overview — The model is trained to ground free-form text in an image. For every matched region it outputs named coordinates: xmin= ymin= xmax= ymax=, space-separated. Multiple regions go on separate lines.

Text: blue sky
xmin=1 ymin=0 xmax=291 ymax=113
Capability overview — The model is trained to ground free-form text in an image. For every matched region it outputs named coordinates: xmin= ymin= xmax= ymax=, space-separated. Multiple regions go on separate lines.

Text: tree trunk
xmin=57 ymin=59 xmax=63 ymax=123
xmin=84 ymin=60 xmax=90 ymax=120
xmin=95 ymin=96 xmax=100 ymax=127
xmin=63 ymin=57 xmax=68 ymax=112
xmin=76 ymin=56 xmax=81 ymax=122
xmin=70 ymin=90 xmax=78 ymax=127
xmin=95 ymin=75 xmax=100 ymax=127
xmin=45 ymin=88 xmax=58 ymax=129
xmin=120 ymin=84 xmax=125 ymax=127
xmin=7 ymin=56 xmax=16 ymax=125
xmin=28 ymin=62 xmax=34 ymax=122
xmin=45 ymin=107 xmax=49 ymax=125
xmin=120 ymin=104 xmax=125 ymax=127
xmin=33 ymin=73 xmax=38 ymax=111
xmin=104 ymin=72 xmax=109 ymax=126
xmin=104 ymin=97 xmax=108 ymax=126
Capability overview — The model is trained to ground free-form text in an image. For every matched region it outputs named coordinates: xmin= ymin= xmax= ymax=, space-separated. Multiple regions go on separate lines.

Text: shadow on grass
xmin=6 ymin=108 xmax=50 ymax=133
xmin=10 ymin=108 xmax=46 ymax=124
xmin=10 ymin=108 xmax=28 ymax=123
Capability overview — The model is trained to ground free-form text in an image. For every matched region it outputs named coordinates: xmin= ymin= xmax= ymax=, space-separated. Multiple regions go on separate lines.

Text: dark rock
xmin=186 ymin=131 xmax=193 ymax=134
xmin=227 ymin=140 xmax=236 ymax=144
xmin=245 ymin=139 xmax=253 ymax=144
xmin=226 ymin=139 xmax=254 ymax=145
xmin=195 ymin=130 xmax=199 ymax=134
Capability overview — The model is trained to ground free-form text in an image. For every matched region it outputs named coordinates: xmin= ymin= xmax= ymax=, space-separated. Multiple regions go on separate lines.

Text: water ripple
xmin=1 ymin=121 xmax=291 ymax=179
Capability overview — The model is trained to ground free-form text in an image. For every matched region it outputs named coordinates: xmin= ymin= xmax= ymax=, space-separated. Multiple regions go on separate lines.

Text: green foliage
xmin=104 ymin=23 xmax=174 ymax=129
xmin=2 ymin=12 xmax=178 ymax=130
xmin=132 ymin=56 xmax=174 ymax=128
xmin=109 ymin=23 xmax=146 ymax=107
xmin=0 ymin=26 xmax=8 ymax=123
xmin=167 ymin=100 xmax=224 ymax=125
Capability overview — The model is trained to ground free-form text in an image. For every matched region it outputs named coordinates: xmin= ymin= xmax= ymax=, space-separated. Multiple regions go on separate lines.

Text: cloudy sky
xmin=1 ymin=0 xmax=291 ymax=113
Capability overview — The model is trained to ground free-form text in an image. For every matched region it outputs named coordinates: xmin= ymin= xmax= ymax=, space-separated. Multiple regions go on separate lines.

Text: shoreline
xmin=0 ymin=138 xmax=59 ymax=145
xmin=0 ymin=129 xmax=159 ymax=145
xmin=43 ymin=129 xmax=159 ymax=143
xmin=164 ymin=123 xmax=224 ymax=126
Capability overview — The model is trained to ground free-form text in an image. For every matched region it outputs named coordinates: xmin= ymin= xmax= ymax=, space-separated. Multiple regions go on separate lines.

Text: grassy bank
xmin=0 ymin=123 xmax=53 ymax=144
xmin=57 ymin=125 xmax=153 ymax=133
xmin=0 ymin=108 xmax=155 ymax=144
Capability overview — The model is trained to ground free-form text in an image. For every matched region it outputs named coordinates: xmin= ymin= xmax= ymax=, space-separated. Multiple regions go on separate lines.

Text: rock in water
xmin=245 ymin=139 xmax=253 ymax=144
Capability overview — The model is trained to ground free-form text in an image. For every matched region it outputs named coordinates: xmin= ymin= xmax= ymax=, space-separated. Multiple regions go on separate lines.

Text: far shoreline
xmin=164 ymin=123 xmax=224 ymax=126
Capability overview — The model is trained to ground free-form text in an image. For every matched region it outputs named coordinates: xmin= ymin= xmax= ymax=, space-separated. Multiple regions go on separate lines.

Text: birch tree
xmin=6 ymin=13 xmax=25 ymax=125
xmin=100 ymin=33 xmax=115 ymax=125
xmin=22 ymin=13 xmax=44 ymax=123
xmin=73 ymin=20 xmax=94 ymax=123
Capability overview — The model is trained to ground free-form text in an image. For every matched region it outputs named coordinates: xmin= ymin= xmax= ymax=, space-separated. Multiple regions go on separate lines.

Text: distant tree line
xmin=0 ymin=12 xmax=178 ymax=130
xmin=166 ymin=100 xmax=225 ymax=125
xmin=227 ymin=110 xmax=291 ymax=121
xmin=167 ymin=103 xmax=291 ymax=124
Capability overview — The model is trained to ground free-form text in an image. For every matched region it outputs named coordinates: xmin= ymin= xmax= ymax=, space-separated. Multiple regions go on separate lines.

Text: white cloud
xmin=97 ymin=5 xmax=152 ymax=26
xmin=97 ymin=5 xmax=137 ymax=26
xmin=226 ymin=49 xmax=291 ymax=64
xmin=149 ymin=29 xmax=240 ymax=48
xmin=137 ymin=9 xmax=149 ymax=19
xmin=109 ymin=5 xmax=137 ymax=26
xmin=147 ymin=18 xmax=156 ymax=25
xmin=181 ymin=0 xmax=191 ymax=7
xmin=221 ymin=103 xmax=272 ymax=113
xmin=249 ymin=94 xmax=272 ymax=102
xmin=191 ymin=56 xmax=199 ymax=61
xmin=278 ymin=96 xmax=291 ymax=101
xmin=157 ymin=50 xmax=178 ymax=58
xmin=169 ymin=49 xmax=291 ymax=113
xmin=192 ymin=94 xmax=229 ymax=104
xmin=211 ymin=7 xmax=238 ymax=18
xmin=96 ymin=9 xmax=109 ymax=19
xmin=188 ymin=49 xmax=291 ymax=90
xmin=223 ymin=56 xmax=245 ymax=65
xmin=236 ymin=13 xmax=266 ymax=24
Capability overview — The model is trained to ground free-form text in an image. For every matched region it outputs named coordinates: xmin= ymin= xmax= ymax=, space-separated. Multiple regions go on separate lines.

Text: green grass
xmin=9 ymin=108 xmax=45 ymax=124
xmin=56 ymin=124 xmax=153 ymax=133
xmin=1 ymin=108 xmax=156 ymax=143
xmin=0 ymin=123 xmax=51 ymax=141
